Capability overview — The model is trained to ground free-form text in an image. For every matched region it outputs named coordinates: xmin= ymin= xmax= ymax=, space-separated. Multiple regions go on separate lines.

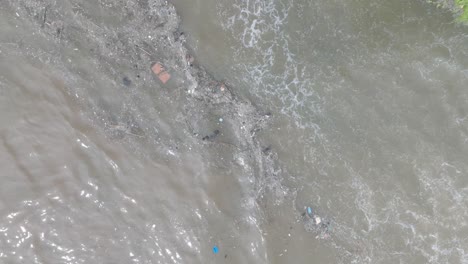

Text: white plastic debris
xmin=315 ymin=216 xmax=321 ymax=225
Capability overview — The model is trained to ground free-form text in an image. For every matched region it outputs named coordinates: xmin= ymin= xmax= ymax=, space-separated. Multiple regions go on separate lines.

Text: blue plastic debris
xmin=213 ymin=246 xmax=219 ymax=254
xmin=306 ymin=207 xmax=314 ymax=217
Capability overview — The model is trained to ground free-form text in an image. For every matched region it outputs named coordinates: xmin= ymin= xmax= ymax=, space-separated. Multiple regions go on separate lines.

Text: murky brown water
xmin=2 ymin=0 xmax=468 ymax=263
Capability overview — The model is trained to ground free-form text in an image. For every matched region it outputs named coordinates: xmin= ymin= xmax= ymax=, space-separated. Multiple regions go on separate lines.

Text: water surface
xmin=2 ymin=0 xmax=468 ymax=263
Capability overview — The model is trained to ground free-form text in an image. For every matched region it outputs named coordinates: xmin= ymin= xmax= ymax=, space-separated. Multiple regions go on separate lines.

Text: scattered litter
xmin=158 ymin=71 xmax=171 ymax=84
xmin=202 ymin=129 xmax=220 ymax=141
xmin=151 ymin=62 xmax=171 ymax=84
xmin=219 ymin=118 xmax=223 ymax=123
xmin=314 ymin=216 xmax=321 ymax=225
xmin=306 ymin=206 xmax=313 ymax=217
xmin=303 ymin=206 xmax=331 ymax=239
xmin=186 ymin=54 xmax=194 ymax=66
xmin=152 ymin=62 xmax=164 ymax=75
xmin=220 ymin=84 xmax=226 ymax=91
xmin=262 ymin=146 xmax=272 ymax=154
xmin=212 ymin=246 xmax=219 ymax=254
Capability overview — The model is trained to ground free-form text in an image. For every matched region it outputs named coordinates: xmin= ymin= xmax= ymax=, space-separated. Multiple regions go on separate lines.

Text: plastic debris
xmin=151 ymin=63 xmax=164 ymax=75
xmin=306 ymin=206 xmax=313 ymax=217
xmin=151 ymin=62 xmax=171 ymax=84
xmin=158 ymin=71 xmax=171 ymax=84
xmin=314 ymin=216 xmax=321 ymax=225
xmin=186 ymin=54 xmax=194 ymax=66
xmin=219 ymin=118 xmax=223 ymax=123
xmin=202 ymin=129 xmax=220 ymax=141
xmin=213 ymin=246 xmax=219 ymax=254
xmin=122 ymin=76 xmax=131 ymax=86
xmin=303 ymin=206 xmax=332 ymax=239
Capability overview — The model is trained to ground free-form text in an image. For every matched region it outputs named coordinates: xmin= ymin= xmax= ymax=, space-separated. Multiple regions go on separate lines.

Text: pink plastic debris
xmin=158 ymin=71 xmax=171 ymax=84
xmin=151 ymin=62 xmax=171 ymax=84
xmin=151 ymin=63 xmax=164 ymax=75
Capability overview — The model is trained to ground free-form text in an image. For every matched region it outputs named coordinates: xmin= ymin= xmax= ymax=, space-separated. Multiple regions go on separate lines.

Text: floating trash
xmin=151 ymin=62 xmax=171 ymax=84
xmin=122 ymin=76 xmax=131 ymax=86
xmin=303 ymin=206 xmax=331 ymax=239
xmin=306 ymin=206 xmax=314 ymax=217
xmin=314 ymin=216 xmax=321 ymax=225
